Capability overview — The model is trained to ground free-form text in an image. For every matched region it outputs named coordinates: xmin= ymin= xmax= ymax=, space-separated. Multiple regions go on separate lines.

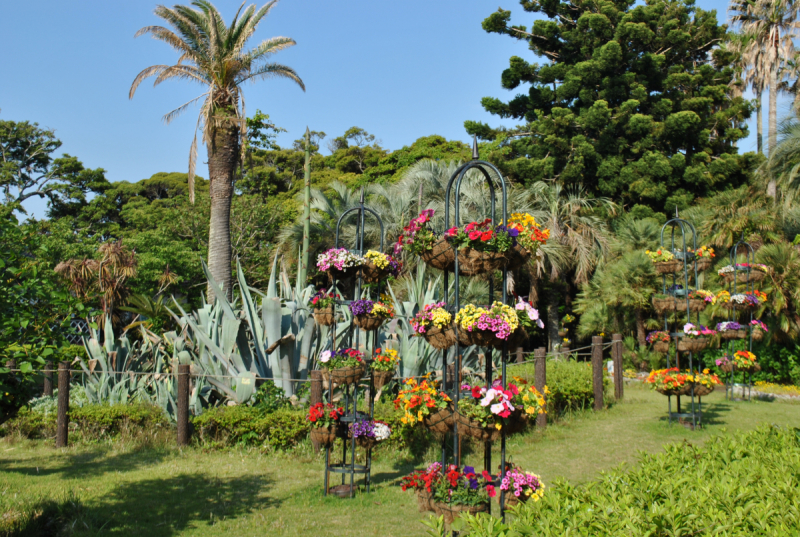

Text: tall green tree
xmin=467 ymin=0 xmax=755 ymax=213
xmin=129 ymin=0 xmax=305 ymax=300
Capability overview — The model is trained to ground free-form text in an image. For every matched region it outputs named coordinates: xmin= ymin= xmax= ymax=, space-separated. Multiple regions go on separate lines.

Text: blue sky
xmin=0 ymin=0 xmax=786 ymax=218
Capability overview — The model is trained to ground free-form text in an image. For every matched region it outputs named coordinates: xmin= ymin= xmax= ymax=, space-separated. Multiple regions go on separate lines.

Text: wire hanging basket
xmin=313 ymin=306 xmax=335 ymax=326
xmin=420 ymin=238 xmax=455 ymax=272
xmin=321 ymin=365 xmax=366 ymax=387
xmin=420 ymin=325 xmax=457 ymax=350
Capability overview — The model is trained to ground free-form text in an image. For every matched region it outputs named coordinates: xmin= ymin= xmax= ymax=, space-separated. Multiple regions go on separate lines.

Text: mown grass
xmin=1 ymin=382 xmax=798 ymax=536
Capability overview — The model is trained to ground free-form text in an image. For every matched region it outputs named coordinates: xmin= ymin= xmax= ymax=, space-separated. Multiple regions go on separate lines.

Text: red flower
xmin=486 ymin=485 xmax=496 ymax=498
xmin=468 ymin=231 xmax=482 ymax=240
xmin=481 ymin=230 xmax=493 ymax=241
xmin=471 ymin=386 xmax=482 ymax=398
xmin=482 ymin=470 xmax=491 ymax=480
xmin=508 ymin=384 xmax=519 ymax=396
xmin=446 ymin=227 xmax=458 ymax=237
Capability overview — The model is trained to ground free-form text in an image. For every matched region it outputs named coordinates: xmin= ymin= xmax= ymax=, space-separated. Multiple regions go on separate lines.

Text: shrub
xmin=511 ymin=360 xmax=611 ymax=414
xmin=444 ymin=426 xmax=800 ymax=536
xmin=192 ymin=406 xmax=309 ymax=450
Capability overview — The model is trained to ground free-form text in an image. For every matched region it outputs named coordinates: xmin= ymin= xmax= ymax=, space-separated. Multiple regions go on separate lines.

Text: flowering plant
xmin=308 ymin=290 xmax=338 ymax=309
xmin=454 ymin=302 xmax=520 ymax=340
xmin=316 ymin=248 xmax=364 ymax=271
xmin=505 ymin=212 xmax=550 ymax=253
xmin=689 ymin=289 xmax=715 ymax=303
xmin=515 ymin=299 xmax=545 ymax=330
xmin=395 ymin=209 xmax=437 ymax=256
xmin=645 ymin=248 xmax=675 ymax=262
xmin=458 ymin=378 xmax=545 ymax=430
xmin=401 ymin=462 xmax=442 ymax=493
xmin=445 ymin=218 xmax=517 ymax=253
xmin=645 ymin=368 xmax=689 ymax=391
xmin=715 ymin=290 xmax=731 ymax=304
xmin=432 ymin=465 xmax=496 ymax=506
xmin=319 ymin=347 xmax=364 ymax=370
xmin=372 ymin=348 xmax=400 ymax=372
xmin=750 ymin=319 xmax=768 ymax=332
xmin=716 ymin=321 xmax=743 ymax=332
xmin=691 ymin=246 xmax=715 ymax=258
xmin=500 ymin=466 xmax=545 ymax=502
xmin=730 ymin=290 xmax=766 ymax=307
xmin=645 ymin=330 xmax=670 ymax=344
xmin=364 ymin=250 xmax=402 ymax=277
xmin=562 ymin=314 xmax=576 ymax=324
xmin=683 ymin=323 xmax=716 ymax=338
xmin=307 ymin=402 xmax=344 ymax=428
xmin=717 ymin=351 xmax=758 ymax=369
xmin=393 ymin=376 xmax=451 ymax=425
xmin=349 ymin=419 xmax=392 ymax=441
xmin=718 ymin=263 xmax=769 ymax=276
xmin=410 ymin=302 xmax=452 ymax=334
xmin=694 ymin=369 xmax=722 ymax=388
xmin=349 ymin=299 xmax=395 ymax=319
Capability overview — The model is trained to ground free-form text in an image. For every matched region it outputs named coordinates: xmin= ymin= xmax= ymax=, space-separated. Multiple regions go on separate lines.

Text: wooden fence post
xmin=310 ymin=370 xmax=323 ymax=453
xmin=612 ymin=334 xmax=624 ymax=401
xmin=516 ymin=347 xmax=523 ymax=364
xmin=43 ymin=360 xmax=54 ymax=397
xmin=534 ymin=347 xmax=547 ymax=429
xmin=56 ymin=362 xmax=70 ymax=448
xmin=591 ymin=337 xmax=604 ymax=411
xmin=177 ymin=364 xmax=190 ymax=446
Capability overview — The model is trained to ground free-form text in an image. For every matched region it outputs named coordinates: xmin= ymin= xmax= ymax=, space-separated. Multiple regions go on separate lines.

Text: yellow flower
xmin=525 ymin=406 xmax=535 ymax=414
xmin=495 ymin=423 xmax=502 ymax=430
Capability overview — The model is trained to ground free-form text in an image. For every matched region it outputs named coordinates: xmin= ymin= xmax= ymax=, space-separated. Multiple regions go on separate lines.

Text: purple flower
xmin=349 ymin=299 xmax=374 ymax=316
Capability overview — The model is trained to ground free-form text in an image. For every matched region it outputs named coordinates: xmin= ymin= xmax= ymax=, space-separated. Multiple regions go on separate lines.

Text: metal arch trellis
xmin=322 ymin=189 xmax=385 ymax=499
xmin=659 ymin=211 xmax=704 ymax=429
xmin=441 ymin=142 xmax=513 ymax=518
xmin=724 ymin=235 xmax=757 ymax=401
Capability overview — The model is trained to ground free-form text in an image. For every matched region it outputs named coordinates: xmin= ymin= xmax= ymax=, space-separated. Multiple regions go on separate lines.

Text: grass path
xmin=1 ymin=383 xmax=798 ymax=536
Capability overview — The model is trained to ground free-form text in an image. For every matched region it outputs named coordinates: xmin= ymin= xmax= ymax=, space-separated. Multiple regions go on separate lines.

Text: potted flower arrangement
xmin=309 ymin=290 xmax=338 ymax=326
xmin=394 ymin=376 xmax=453 ymax=433
xmin=395 ymin=209 xmax=454 ymax=271
xmin=716 ymin=350 xmax=760 ymax=373
xmin=716 ymin=321 xmax=746 ymax=340
xmin=348 ymin=419 xmax=391 ymax=450
xmin=371 ymin=348 xmax=399 ymax=391
xmin=401 ymin=462 xmax=442 ymax=513
xmin=678 ymin=323 xmax=715 ymax=352
xmin=646 ymin=330 xmax=671 ymax=353
xmin=499 ymin=466 xmax=545 ymax=507
xmin=750 ymin=319 xmax=768 ymax=341
xmin=319 ymin=347 xmax=365 ymax=386
xmin=454 ymin=301 xmax=530 ymax=349
xmin=651 ymin=293 xmax=677 ymax=314
xmin=316 ymin=248 xmax=365 ymax=280
xmin=349 ymin=299 xmax=394 ymax=330
xmin=444 ymin=218 xmax=521 ymax=275
xmin=431 ymin=465 xmax=494 ymax=524
xmin=361 ymin=250 xmax=402 ymax=283
xmin=646 ymin=248 xmax=681 ymax=274
xmin=687 ymin=289 xmax=715 ymax=312
xmin=505 ymin=212 xmax=550 ymax=268
xmin=456 ymin=379 xmax=545 ymax=441
xmin=411 ymin=302 xmax=456 ymax=350
xmin=307 ymin=402 xmax=345 ymax=448
xmin=718 ymin=263 xmax=769 ymax=284
xmin=726 ymin=290 xmax=766 ymax=311
xmin=645 ymin=368 xmax=691 ymax=396
xmin=691 ymin=246 xmax=715 ymax=271
xmin=558 ymin=314 xmax=575 ymax=337
xmin=691 ymin=369 xmax=721 ymax=397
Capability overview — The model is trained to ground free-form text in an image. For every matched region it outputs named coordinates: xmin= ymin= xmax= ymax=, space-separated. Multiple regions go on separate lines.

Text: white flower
xmin=373 ymin=422 xmax=391 ymax=441
xmin=320 ymin=350 xmax=331 ymax=363
xmin=480 ymin=389 xmax=498 ymax=407
xmin=537 ymin=319 xmax=545 ymax=329
xmin=527 ymin=307 xmax=540 ymax=321
xmin=515 ymin=299 xmax=526 ymax=311
xmin=490 ymin=403 xmax=506 ymax=415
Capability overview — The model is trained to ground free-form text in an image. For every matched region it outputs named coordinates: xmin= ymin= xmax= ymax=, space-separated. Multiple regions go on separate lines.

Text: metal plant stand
xmin=659 ymin=213 xmax=702 ymax=428
xmin=440 ymin=142 xmax=514 ymax=518
xmin=322 ymin=190 xmax=385 ymax=498
xmin=723 ymin=237 xmax=756 ymax=402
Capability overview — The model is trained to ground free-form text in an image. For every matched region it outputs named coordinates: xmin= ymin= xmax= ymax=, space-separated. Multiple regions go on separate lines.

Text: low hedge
xmin=510 ymin=359 xmax=612 ymax=414
xmin=191 ymin=406 xmax=310 ymax=450
xmin=444 ymin=425 xmax=800 ymax=536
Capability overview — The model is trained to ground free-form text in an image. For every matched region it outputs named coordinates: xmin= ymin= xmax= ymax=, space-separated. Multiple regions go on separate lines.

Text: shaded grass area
xmin=2 ymin=383 xmax=798 ymax=536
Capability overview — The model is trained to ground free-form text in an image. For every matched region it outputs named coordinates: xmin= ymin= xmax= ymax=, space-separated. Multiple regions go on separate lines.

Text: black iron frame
xmin=723 ymin=236 xmax=756 ymax=401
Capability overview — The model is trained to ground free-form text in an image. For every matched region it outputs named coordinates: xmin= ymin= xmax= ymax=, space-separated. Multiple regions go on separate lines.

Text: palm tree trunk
xmin=206 ymin=125 xmax=239 ymax=302
xmin=635 ymin=308 xmax=646 ymax=347
xmin=298 ymin=128 xmax=311 ymax=287
xmin=768 ymin=68 xmax=778 ymax=199
xmin=547 ymin=287 xmax=560 ymax=352
xmin=756 ymin=91 xmax=763 ymax=155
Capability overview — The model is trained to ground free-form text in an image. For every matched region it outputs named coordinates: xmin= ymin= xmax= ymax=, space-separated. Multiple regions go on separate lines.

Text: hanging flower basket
xmin=420 ymin=238 xmax=456 ymax=272
xmin=688 ymin=299 xmax=707 ymax=313
xmin=434 ymin=502 xmax=489 ymax=525
xmin=416 ymin=490 xmax=435 ymax=513
xmin=653 ymin=340 xmax=670 ymax=353
xmin=321 ymin=365 xmax=366 ymax=387
xmin=458 ymin=327 xmax=528 ymax=349
xmin=421 ymin=324 xmax=457 ymax=350
xmin=652 ymin=297 xmax=676 ymax=314
xmin=455 ymin=410 xmax=526 ymax=442
xmin=692 ymin=384 xmax=714 ymax=397
xmin=455 ymin=248 xmax=509 ymax=276
xmin=752 ymin=326 xmax=765 ymax=341
xmin=310 ymin=425 xmax=339 ymax=448
xmin=720 ymin=329 xmax=747 ymax=340
xmin=654 ymin=260 xmax=682 ymax=274
xmin=313 ymin=306 xmax=335 ymax=326
xmin=558 ymin=329 xmax=568 ymax=337
xmin=328 ymin=266 xmax=359 ymax=281
xmin=677 ymin=338 xmax=709 ymax=353
xmin=353 ymin=314 xmax=385 ymax=331
xmin=695 ymin=257 xmax=713 ymax=271
xmin=422 ymin=406 xmax=455 ymax=434
xmin=360 ymin=260 xmax=387 ymax=283
xmin=719 ymin=362 xmax=761 ymax=374
xmin=506 ymin=244 xmax=534 ymax=272
xmin=655 ymin=385 xmax=692 ymax=397
xmin=372 ymin=370 xmax=394 ymax=392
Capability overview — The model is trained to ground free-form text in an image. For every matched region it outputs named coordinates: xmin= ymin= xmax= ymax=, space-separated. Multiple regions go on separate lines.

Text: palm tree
xmin=129 ymin=1 xmax=304 ymax=300
xmin=762 ymin=116 xmax=800 ymax=205
xmin=755 ymin=242 xmax=800 ymax=340
xmin=730 ymin=0 xmax=799 ymax=197
xmin=725 ymin=30 xmax=766 ymax=153
xmin=695 ymin=186 xmax=784 ymax=250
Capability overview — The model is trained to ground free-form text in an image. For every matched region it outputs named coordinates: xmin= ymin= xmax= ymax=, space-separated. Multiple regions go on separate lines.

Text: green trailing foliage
xmin=435 ymin=425 xmax=800 ymax=536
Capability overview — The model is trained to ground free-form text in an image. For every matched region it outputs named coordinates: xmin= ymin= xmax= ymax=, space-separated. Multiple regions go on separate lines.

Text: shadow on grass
xmin=5 ymin=473 xmax=276 ymax=537
xmin=0 ymin=447 xmax=172 ymax=480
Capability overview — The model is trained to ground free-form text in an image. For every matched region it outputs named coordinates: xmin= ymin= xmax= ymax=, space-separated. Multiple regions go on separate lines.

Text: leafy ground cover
xmin=1 ymin=383 xmax=798 ymax=536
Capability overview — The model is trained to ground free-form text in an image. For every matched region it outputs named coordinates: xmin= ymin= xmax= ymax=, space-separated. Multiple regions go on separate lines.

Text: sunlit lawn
xmin=2 ymin=382 xmax=798 ymax=536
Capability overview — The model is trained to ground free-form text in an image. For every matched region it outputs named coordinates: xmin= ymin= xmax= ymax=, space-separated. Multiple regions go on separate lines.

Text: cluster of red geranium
xmin=400 ymin=462 xmax=442 ymax=493
xmin=307 ymin=402 xmax=344 ymax=428
xmin=445 ymin=218 xmax=496 ymax=242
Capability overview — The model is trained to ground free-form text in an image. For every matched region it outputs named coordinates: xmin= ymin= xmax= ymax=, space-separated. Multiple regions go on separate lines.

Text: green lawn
xmin=2 ymin=383 xmax=798 ymax=537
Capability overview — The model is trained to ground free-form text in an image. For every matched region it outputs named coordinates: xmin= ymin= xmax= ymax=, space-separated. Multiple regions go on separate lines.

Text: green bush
xmin=192 ymin=405 xmax=310 ymax=450
xmin=445 ymin=426 xmax=800 ymax=536
xmin=510 ymin=359 xmax=611 ymax=414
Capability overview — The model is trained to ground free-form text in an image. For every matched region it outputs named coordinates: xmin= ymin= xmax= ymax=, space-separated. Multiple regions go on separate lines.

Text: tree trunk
xmin=756 ymin=91 xmax=763 ymax=155
xmin=206 ymin=125 xmax=239 ymax=302
xmin=767 ymin=68 xmax=778 ymax=199
xmin=635 ymin=308 xmax=646 ymax=347
xmin=547 ymin=287 xmax=560 ymax=352
xmin=298 ymin=128 xmax=311 ymax=288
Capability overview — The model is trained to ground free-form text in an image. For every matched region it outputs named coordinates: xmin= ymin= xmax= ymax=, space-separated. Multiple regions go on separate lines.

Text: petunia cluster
xmin=401 ymin=462 xmax=442 ymax=493
xmin=500 ymin=466 xmax=545 ymax=501
xmin=645 ymin=330 xmax=670 ymax=344
xmin=349 ymin=299 xmax=395 ymax=319
xmin=446 ymin=218 xmax=517 ymax=253
xmin=395 ymin=209 xmax=437 ymax=256
xmin=458 ymin=378 xmax=545 ymax=429
xmin=308 ymin=289 xmax=339 ymax=309
xmin=432 ymin=465 xmax=496 ymax=505
xmin=716 ymin=321 xmax=743 ymax=332
xmin=688 ymin=289 xmax=716 ymax=303
xmin=730 ymin=290 xmax=766 ymax=307
xmin=316 ymin=248 xmax=365 ymax=271
xmin=319 ymin=347 xmax=364 ymax=369
xmin=307 ymin=402 xmax=344 ymax=428
xmin=515 ymin=298 xmax=545 ymax=330
xmin=349 ymin=419 xmax=391 ymax=441
xmin=454 ymin=302 xmax=520 ymax=340
xmin=750 ymin=319 xmax=768 ymax=332
xmin=364 ymin=250 xmax=402 ymax=277
xmin=410 ymin=302 xmax=452 ymax=334
xmin=683 ymin=322 xmax=716 ymax=339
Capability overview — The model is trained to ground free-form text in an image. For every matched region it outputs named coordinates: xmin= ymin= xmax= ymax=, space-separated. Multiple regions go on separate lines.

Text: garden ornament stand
xmin=321 ymin=190 xmax=385 ymax=498
xmin=658 ymin=212 xmax=703 ymax=429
